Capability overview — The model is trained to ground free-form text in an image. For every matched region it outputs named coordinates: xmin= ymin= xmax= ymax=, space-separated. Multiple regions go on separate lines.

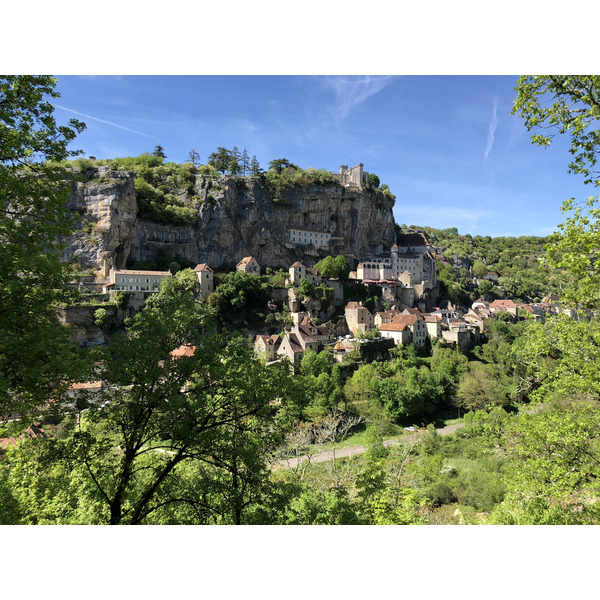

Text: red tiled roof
xmin=237 ymin=257 xmax=257 ymax=267
xmin=290 ymin=261 xmax=305 ymax=268
xmin=423 ymin=314 xmax=441 ymax=323
xmin=170 ymin=345 xmax=197 ymax=358
xmin=391 ymin=314 xmax=421 ymax=326
xmin=346 ymin=301 xmax=364 ymax=310
xmin=286 ymin=333 xmax=304 ymax=353
xmin=1 ymin=425 xmax=48 ymax=451
xmin=194 ymin=263 xmax=213 ymax=272
xmin=69 ymin=381 xmax=103 ymax=390
xmin=379 ymin=322 xmax=409 ymax=332
xmin=490 ymin=299 xmax=516 ymax=308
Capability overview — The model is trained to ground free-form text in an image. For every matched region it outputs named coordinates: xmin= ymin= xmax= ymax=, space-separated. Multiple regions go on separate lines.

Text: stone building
xmin=353 ymin=232 xmax=437 ymax=291
xmin=288 ymin=262 xmax=323 ymax=286
xmin=332 ymin=163 xmax=370 ymax=188
xmin=287 ymin=227 xmax=331 ymax=247
xmin=345 ymin=301 xmax=375 ymax=335
xmin=253 ymin=334 xmax=282 ymax=362
xmin=194 ymin=263 xmax=214 ymax=299
xmin=103 ymin=268 xmax=171 ymax=294
xmin=236 ymin=256 xmax=260 ymax=274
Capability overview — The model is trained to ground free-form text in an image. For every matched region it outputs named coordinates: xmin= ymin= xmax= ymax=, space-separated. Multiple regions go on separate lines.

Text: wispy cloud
xmin=324 ymin=76 xmax=397 ymax=121
xmin=55 ymin=105 xmax=156 ymax=139
xmin=484 ymin=96 xmax=498 ymax=161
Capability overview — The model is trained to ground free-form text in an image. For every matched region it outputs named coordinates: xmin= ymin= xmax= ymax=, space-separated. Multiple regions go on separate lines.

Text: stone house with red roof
xmin=194 ymin=263 xmax=214 ymax=299
xmin=253 ymin=334 xmax=282 ymax=361
xmin=378 ymin=321 xmax=413 ymax=345
xmin=236 ymin=256 xmax=260 ymax=274
xmin=374 ymin=310 xmax=401 ymax=327
xmin=276 ymin=316 xmax=324 ymax=369
xmin=489 ymin=299 xmax=518 ymax=318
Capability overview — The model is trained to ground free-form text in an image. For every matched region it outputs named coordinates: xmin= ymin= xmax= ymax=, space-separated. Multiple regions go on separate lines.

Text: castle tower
xmin=391 ymin=244 xmax=399 ymax=278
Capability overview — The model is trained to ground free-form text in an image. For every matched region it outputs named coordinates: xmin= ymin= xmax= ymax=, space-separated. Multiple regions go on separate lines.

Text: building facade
xmin=104 ymin=268 xmax=171 ymax=293
xmin=194 ymin=263 xmax=214 ymax=298
xmin=287 ymin=227 xmax=331 ymax=247
xmin=345 ymin=301 xmax=375 ymax=335
xmin=236 ymin=256 xmax=260 ymax=274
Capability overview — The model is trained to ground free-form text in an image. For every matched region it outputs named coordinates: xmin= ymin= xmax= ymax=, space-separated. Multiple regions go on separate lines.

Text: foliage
xmin=93 ymin=308 xmax=110 ymax=330
xmin=212 ymin=271 xmax=273 ymax=327
xmin=368 ymin=173 xmax=380 ymax=188
xmin=513 ymin=76 xmax=600 ymax=186
xmin=5 ymin=286 xmax=296 ymax=525
xmin=0 ymin=75 xmax=89 ymax=422
xmin=513 ymin=76 xmax=600 ymax=308
xmin=456 ymin=363 xmax=509 ymax=412
xmin=512 ymin=315 xmax=600 ymax=404
xmin=487 ymin=404 xmax=600 ymax=524
xmin=314 ymin=255 xmax=350 ymax=279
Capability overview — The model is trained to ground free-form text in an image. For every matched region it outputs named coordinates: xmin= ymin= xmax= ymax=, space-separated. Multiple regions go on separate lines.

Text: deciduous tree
xmin=0 ymin=75 xmax=87 ymax=422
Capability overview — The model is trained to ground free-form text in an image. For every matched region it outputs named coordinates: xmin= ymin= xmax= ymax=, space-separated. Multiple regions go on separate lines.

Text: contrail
xmin=484 ymin=96 xmax=498 ymax=161
xmin=55 ymin=105 xmax=156 ymax=139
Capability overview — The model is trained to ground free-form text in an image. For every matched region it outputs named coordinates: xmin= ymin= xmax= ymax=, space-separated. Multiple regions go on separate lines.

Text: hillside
xmin=395 ymin=225 xmax=571 ymax=304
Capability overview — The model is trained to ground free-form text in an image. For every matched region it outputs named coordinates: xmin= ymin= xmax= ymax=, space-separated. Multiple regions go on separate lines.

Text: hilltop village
xmin=68 ymin=225 xmax=571 ymax=377
xmin=6 ymin=76 xmax=600 ymax=528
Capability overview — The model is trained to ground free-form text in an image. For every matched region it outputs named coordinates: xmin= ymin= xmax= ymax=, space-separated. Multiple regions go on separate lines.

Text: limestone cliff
xmin=62 ymin=166 xmax=396 ymax=274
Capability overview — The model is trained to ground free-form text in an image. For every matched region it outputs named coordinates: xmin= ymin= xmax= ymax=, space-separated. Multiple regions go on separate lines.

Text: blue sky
xmin=52 ymin=74 xmax=594 ymax=239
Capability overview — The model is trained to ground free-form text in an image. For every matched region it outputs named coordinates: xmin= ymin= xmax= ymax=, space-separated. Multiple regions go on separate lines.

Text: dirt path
xmin=274 ymin=422 xmax=465 ymax=470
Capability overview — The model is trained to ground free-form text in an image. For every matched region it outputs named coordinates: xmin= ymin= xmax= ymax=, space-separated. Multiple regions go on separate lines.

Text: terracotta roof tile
xmin=170 ymin=345 xmax=197 ymax=358
xmin=194 ymin=263 xmax=213 ymax=272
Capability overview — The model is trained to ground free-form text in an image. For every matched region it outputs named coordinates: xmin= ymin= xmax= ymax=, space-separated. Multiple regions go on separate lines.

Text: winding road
xmin=274 ymin=422 xmax=465 ymax=470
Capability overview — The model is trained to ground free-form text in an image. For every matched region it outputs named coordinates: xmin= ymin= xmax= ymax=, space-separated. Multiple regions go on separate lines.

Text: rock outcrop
xmin=62 ymin=166 xmax=397 ymax=274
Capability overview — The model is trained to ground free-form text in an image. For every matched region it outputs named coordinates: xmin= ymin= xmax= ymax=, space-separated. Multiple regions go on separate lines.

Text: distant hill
xmin=395 ymin=225 xmax=571 ymax=304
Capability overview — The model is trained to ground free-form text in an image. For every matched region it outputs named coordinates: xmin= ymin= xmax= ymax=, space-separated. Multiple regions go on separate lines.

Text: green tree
xmin=0 ymin=75 xmax=88 ymax=421
xmin=93 ymin=308 xmax=110 ymax=330
xmin=513 ymin=76 xmax=600 ymax=186
xmin=488 ymin=404 xmax=600 ymax=524
xmin=314 ymin=255 xmax=350 ymax=279
xmin=300 ymin=348 xmax=331 ymax=378
xmin=512 ymin=315 xmax=600 ymax=404
xmin=187 ymin=149 xmax=200 ymax=167
xmin=152 ymin=145 xmax=166 ymax=161
xmin=268 ymin=158 xmax=294 ymax=174
xmin=333 ymin=255 xmax=350 ymax=279
xmin=249 ymin=155 xmax=261 ymax=175
xmin=368 ymin=173 xmax=380 ymax=188
xmin=472 ymin=260 xmax=488 ymax=279
xmin=228 ymin=159 xmax=241 ymax=176
xmin=208 ymin=147 xmax=232 ymax=174
xmin=240 ymin=148 xmax=250 ymax=176
xmin=52 ymin=290 xmax=293 ymax=524
xmin=514 ymin=76 xmax=600 ymax=308
xmin=456 ymin=364 xmax=508 ymax=412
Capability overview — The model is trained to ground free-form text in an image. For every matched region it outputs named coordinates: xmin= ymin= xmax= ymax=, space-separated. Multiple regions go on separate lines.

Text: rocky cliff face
xmin=63 ymin=166 xmax=397 ymax=273
xmin=62 ymin=168 xmax=138 ymax=272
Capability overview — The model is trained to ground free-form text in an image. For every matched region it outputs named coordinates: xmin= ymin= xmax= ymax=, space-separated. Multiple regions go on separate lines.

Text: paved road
xmin=274 ymin=421 xmax=465 ymax=470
